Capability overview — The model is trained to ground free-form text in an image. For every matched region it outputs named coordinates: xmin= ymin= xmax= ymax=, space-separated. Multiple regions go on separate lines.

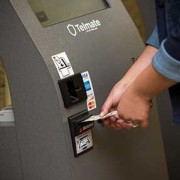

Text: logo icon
xmin=67 ymin=24 xmax=77 ymax=37
xmin=67 ymin=20 xmax=101 ymax=37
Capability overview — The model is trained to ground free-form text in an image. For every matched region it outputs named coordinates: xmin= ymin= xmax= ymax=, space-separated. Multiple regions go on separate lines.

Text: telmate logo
xmin=67 ymin=19 xmax=101 ymax=37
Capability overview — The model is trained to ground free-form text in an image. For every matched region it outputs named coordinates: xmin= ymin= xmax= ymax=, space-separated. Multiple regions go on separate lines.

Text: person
xmin=100 ymin=0 xmax=180 ymax=129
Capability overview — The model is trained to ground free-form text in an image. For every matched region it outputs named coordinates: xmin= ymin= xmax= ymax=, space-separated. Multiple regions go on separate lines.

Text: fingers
xmin=104 ymin=120 xmax=135 ymax=129
xmin=103 ymin=116 xmax=148 ymax=129
xmin=103 ymin=115 xmax=134 ymax=129
xmin=103 ymin=119 xmax=123 ymax=129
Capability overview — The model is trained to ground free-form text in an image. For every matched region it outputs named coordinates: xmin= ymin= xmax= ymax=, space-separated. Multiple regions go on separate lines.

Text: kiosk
xmin=0 ymin=0 xmax=169 ymax=179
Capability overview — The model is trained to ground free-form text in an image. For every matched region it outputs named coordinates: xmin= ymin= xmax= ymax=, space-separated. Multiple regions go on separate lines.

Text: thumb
xmin=100 ymin=97 xmax=112 ymax=116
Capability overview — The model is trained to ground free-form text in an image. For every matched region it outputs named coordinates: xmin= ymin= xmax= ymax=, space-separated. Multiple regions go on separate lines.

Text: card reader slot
xmin=66 ymin=79 xmax=79 ymax=103
xmin=58 ymin=73 xmax=87 ymax=108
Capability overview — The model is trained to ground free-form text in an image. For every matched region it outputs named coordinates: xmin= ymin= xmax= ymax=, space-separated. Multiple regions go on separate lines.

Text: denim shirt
xmin=146 ymin=0 xmax=180 ymax=82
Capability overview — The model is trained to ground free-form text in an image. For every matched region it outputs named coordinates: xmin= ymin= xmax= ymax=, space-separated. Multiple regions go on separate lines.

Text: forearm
xmin=115 ymin=63 xmax=176 ymax=128
xmin=120 ymin=45 xmax=158 ymax=86
xmin=129 ymin=63 xmax=176 ymax=100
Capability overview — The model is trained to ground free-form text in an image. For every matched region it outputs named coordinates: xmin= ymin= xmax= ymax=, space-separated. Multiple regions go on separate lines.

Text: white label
xmin=75 ymin=130 xmax=93 ymax=155
xmin=0 ymin=105 xmax=15 ymax=123
xmin=52 ymin=52 xmax=74 ymax=79
xmin=81 ymin=71 xmax=96 ymax=111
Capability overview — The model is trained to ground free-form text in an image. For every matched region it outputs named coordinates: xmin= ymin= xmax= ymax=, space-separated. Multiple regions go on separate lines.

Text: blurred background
xmin=0 ymin=59 xmax=11 ymax=110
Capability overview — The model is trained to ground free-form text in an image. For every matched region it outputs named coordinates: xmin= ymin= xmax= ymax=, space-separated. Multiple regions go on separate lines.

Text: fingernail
xmin=100 ymin=112 xmax=104 ymax=116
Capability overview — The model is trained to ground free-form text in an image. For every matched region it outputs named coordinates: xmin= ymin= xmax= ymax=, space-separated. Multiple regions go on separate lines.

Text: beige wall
xmin=0 ymin=61 xmax=5 ymax=109
xmin=121 ymin=0 xmax=145 ymax=41
xmin=0 ymin=59 xmax=11 ymax=109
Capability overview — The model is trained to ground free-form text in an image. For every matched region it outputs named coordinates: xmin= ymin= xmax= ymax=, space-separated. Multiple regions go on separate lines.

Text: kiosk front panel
xmin=0 ymin=0 xmax=169 ymax=179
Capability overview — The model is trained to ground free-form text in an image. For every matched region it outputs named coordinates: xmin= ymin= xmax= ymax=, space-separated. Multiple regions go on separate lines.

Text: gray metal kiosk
xmin=0 ymin=0 xmax=169 ymax=180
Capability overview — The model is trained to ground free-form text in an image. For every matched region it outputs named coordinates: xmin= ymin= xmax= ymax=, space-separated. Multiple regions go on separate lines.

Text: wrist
xmin=118 ymin=77 xmax=134 ymax=90
xmin=128 ymin=83 xmax=153 ymax=102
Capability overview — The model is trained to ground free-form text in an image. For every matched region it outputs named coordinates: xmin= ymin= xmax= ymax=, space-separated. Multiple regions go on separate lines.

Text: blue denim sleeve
xmin=152 ymin=40 xmax=180 ymax=82
xmin=146 ymin=26 xmax=160 ymax=49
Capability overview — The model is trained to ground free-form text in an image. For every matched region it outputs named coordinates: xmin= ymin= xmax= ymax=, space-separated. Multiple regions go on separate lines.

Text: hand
xmin=115 ymin=62 xmax=175 ymax=128
xmin=100 ymin=46 xmax=159 ymax=129
xmin=116 ymin=84 xmax=152 ymax=128
xmin=100 ymin=81 xmax=129 ymax=129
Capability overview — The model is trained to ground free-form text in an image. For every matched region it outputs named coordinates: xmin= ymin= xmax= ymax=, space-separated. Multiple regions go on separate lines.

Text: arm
xmin=121 ymin=26 xmax=160 ymax=86
xmin=120 ymin=46 xmax=158 ymax=87
xmin=118 ymin=24 xmax=180 ymax=128
xmin=101 ymin=45 xmax=158 ymax=128
xmin=116 ymin=63 xmax=175 ymax=128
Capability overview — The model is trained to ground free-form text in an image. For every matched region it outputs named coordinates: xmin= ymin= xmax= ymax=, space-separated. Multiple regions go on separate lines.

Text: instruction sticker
xmin=81 ymin=71 xmax=96 ymax=111
xmin=75 ymin=130 xmax=93 ymax=155
xmin=52 ymin=52 xmax=74 ymax=79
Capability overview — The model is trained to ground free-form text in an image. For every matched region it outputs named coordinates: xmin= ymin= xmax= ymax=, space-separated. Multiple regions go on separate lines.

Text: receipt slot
xmin=68 ymin=110 xmax=94 ymax=157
